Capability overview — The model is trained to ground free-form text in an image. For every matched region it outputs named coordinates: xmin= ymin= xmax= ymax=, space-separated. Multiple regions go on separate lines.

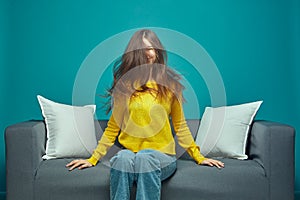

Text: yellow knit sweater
xmin=87 ymin=82 xmax=206 ymax=166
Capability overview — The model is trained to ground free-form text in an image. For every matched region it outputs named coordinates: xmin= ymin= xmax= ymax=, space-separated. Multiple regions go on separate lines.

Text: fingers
xmin=69 ymin=161 xmax=82 ymax=171
xmin=66 ymin=159 xmax=78 ymax=167
xmin=209 ymin=159 xmax=224 ymax=169
xmin=66 ymin=159 xmax=92 ymax=171
xmin=78 ymin=162 xmax=92 ymax=170
xmin=213 ymin=160 xmax=224 ymax=169
xmin=201 ymin=159 xmax=225 ymax=169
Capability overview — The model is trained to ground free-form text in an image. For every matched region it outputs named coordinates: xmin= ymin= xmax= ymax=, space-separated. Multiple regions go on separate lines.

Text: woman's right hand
xmin=66 ymin=159 xmax=93 ymax=171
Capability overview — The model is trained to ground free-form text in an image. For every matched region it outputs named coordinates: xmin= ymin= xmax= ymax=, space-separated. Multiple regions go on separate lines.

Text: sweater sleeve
xmin=87 ymin=115 xmax=121 ymax=166
xmin=170 ymin=97 xmax=206 ymax=164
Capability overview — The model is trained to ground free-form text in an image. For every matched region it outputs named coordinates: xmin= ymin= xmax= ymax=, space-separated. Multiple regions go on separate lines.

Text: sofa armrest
xmin=5 ymin=120 xmax=46 ymax=200
xmin=248 ymin=120 xmax=295 ymax=200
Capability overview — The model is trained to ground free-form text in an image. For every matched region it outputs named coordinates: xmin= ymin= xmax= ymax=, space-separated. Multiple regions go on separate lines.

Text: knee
xmin=110 ymin=150 xmax=135 ymax=172
xmin=118 ymin=149 xmax=135 ymax=159
xmin=135 ymin=149 xmax=155 ymax=161
xmin=135 ymin=150 xmax=160 ymax=173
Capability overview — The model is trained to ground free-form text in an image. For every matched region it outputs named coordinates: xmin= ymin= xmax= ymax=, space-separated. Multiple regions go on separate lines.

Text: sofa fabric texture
xmin=5 ymin=119 xmax=295 ymax=200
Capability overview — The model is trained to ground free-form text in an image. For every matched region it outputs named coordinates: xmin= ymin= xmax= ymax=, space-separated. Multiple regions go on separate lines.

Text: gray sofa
xmin=5 ymin=119 xmax=295 ymax=200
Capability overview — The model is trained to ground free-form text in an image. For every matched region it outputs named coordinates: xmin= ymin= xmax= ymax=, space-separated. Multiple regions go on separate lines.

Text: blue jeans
xmin=110 ymin=149 xmax=177 ymax=200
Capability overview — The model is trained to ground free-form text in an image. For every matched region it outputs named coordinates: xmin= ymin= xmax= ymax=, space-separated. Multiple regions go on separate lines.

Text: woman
xmin=67 ymin=29 xmax=224 ymax=200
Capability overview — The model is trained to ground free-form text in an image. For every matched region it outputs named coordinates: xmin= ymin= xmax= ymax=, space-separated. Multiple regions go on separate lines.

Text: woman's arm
xmin=87 ymin=115 xmax=121 ymax=165
xmin=170 ymin=97 xmax=224 ymax=168
xmin=66 ymin=114 xmax=121 ymax=170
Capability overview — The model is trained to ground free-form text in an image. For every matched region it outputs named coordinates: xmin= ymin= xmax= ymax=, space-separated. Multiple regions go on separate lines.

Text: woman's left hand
xmin=200 ymin=158 xmax=224 ymax=169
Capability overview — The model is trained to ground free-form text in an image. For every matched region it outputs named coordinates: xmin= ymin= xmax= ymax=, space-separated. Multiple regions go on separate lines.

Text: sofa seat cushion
xmin=162 ymin=159 xmax=268 ymax=200
xmin=34 ymin=159 xmax=111 ymax=200
xmin=34 ymin=158 xmax=268 ymax=200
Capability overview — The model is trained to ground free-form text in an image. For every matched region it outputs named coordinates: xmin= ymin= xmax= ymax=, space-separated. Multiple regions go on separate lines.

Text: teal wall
xmin=0 ymin=0 xmax=8 ymax=199
xmin=292 ymin=0 xmax=300 ymax=197
xmin=1 ymin=0 xmax=299 ymax=198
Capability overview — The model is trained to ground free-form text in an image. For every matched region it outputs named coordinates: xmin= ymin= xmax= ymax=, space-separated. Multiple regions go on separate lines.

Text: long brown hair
xmin=105 ymin=29 xmax=185 ymax=114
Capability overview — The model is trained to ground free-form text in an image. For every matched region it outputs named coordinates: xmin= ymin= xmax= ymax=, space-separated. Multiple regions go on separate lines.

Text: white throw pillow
xmin=195 ymin=101 xmax=263 ymax=159
xmin=37 ymin=95 xmax=97 ymax=159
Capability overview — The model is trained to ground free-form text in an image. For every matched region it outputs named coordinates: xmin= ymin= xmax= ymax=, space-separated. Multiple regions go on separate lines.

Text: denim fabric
xmin=110 ymin=149 xmax=177 ymax=200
